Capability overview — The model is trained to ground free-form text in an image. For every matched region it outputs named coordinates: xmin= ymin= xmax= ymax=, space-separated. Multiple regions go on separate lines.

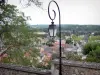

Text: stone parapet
xmin=0 ymin=63 xmax=51 ymax=75
xmin=52 ymin=59 xmax=100 ymax=75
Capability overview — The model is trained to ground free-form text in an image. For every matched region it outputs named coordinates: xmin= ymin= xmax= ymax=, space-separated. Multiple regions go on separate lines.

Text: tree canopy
xmin=0 ymin=4 xmax=41 ymax=66
xmin=0 ymin=0 xmax=42 ymax=7
xmin=20 ymin=0 xmax=42 ymax=7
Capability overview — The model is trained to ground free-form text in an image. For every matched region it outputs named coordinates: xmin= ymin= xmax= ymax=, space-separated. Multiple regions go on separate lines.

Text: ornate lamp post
xmin=48 ymin=0 xmax=62 ymax=75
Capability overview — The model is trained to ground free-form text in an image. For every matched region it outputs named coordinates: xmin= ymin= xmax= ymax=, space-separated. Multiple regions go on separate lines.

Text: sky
xmin=8 ymin=0 xmax=100 ymax=25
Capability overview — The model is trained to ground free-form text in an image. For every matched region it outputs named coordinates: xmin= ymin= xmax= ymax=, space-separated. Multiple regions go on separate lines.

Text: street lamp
xmin=48 ymin=0 xmax=62 ymax=75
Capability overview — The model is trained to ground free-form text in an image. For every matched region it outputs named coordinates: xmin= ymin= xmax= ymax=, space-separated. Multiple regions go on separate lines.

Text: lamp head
xmin=48 ymin=22 xmax=57 ymax=38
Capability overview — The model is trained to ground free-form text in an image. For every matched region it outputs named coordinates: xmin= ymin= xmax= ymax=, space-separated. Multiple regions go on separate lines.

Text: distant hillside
xmin=30 ymin=25 xmax=48 ymax=29
xmin=30 ymin=24 xmax=100 ymax=32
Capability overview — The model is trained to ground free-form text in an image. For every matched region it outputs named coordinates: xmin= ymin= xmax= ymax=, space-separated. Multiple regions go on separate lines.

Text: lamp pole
xmin=48 ymin=0 xmax=62 ymax=75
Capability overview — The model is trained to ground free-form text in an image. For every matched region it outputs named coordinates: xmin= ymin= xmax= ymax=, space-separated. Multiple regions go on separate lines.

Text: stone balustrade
xmin=52 ymin=59 xmax=100 ymax=75
xmin=0 ymin=63 xmax=51 ymax=75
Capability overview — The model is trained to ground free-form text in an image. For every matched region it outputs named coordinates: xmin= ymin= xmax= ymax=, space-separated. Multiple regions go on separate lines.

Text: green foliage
xmin=83 ymin=42 xmax=92 ymax=55
xmin=95 ymin=46 xmax=100 ymax=58
xmin=86 ymin=46 xmax=100 ymax=63
xmin=83 ymin=42 xmax=100 ymax=55
xmin=0 ymin=4 xmax=28 ymax=46
xmin=72 ymin=35 xmax=83 ymax=42
xmin=2 ymin=47 xmax=40 ymax=66
xmin=31 ymin=25 xmax=100 ymax=35
xmin=65 ymin=52 xmax=82 ymax=61
xmin=20 ymin=0 xmax=42 ymax=7
xmin=85 ymin=56 xmax=98 ymax=62
xmin=89 ymin=36 xmax=100 ymax=41
xmin=46 ymin=40 xmax=54 ymax=47
xmin=0 ymin=4 xmax=41 ymax=67
xmin=0 ymin=4 xmax=41 ymax=48
xmin=66 ymin=39 xmax=72 ymax=44
xmin=83 ymin=42 xmax=100 ymax=63
xmin=36 ymin=61 xmax=51 ymax=69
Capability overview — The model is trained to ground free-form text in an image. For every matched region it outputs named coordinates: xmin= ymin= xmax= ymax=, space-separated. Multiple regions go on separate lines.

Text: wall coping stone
xmin=0 ymin=63 xmax=51 ymax=75
xmin=53 ymin=59 xmax=100 ymax=70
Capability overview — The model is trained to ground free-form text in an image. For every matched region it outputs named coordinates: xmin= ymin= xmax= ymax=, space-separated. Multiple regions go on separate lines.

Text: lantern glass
xmin=48 ymin=22 xmax=57 ymax=37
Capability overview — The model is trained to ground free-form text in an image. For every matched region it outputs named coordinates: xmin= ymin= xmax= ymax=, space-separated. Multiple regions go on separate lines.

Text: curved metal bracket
xmin=48 ymin=0 xmax=61 ymax=23
xmin=48 ymin=1 xmax=56 ymax=22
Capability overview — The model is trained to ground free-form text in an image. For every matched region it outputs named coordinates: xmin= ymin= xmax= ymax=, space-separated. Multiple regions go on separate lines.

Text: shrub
xmin=85 ymin=46 xmax=100 ymax=63
xmin=83 ymin=42 xmax=92 ymax=55
xmin=1 ymin=47 xmax=40 ymax=67
xmin=66 ymin=39 xmax=72 ymax=44
xmin=65 ymin=52 xmax=82 ymax=61
xmin=83 ymin=42 xmax=100 ymax=55
xmin=46 ymin=40 xmax=54 ymax=47
xmin=36 ymin=61 xmax=51 ymax=69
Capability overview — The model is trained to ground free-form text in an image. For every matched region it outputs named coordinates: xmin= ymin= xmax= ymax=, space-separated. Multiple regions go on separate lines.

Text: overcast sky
xmin=8 ymin=0 xmax=100 ymax=25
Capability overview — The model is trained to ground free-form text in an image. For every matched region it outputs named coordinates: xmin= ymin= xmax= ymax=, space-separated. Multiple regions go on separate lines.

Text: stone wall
xmin=0 ymin=63 xmax=51 ymax=75
xmin=52 ymin=59 xmax=100 ymax=75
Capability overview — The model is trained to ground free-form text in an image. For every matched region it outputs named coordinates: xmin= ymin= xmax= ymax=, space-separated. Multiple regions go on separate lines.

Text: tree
xmin=0 ymin=4 xmax=40 ymax=67
xmin=83 ymin=42 xmax=100 ymax=55
xmin=1 ymin=0 xmax=42 ymax=8
xmin=0 ymin=4 xmax=25 ymax=48
xmin=0 ymin=0 xmax=42 ymax=7
xmin=86 ymin=46 xmax=100 ymax=63
xmin=83 ymin=42 xmax=100 ymax=63
xmin=0 ymin=4 xmax=40 ymax=47
xmin=66 ymin=39 xmax=72 ymax=44
xmin=89 ymin=35 xmax=100 ymax=42
xmin=72 ymin=34 xmax=82 ymax=42
xmin=20 ymin=0 xmax=42 ymax=7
